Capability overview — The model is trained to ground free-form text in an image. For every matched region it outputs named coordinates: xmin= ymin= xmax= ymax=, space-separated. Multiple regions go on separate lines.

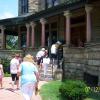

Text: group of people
xmin=0 ymin=53 xmax=39 ymax=100
xmin=0 ymin=48 xmax=51 ymax=100
xmin=36 ymin=40 xmax=63 ymax=78
xmin=0 ymin=40 xmax=63 ymax=100
xmin=36 ymin=48 xmax=50 ymax=78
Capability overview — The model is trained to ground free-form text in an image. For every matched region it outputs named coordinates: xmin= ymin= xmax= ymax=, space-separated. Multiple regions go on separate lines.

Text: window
xmin=46 ymin=0 xmax=59 ymax=8
xmin=53 ymin=0 xmax=59 ymax=6
xmin=47 ymin=0 xmax=52 ymax=8
xmin=20 ymin=0 xmax=28 ymax=14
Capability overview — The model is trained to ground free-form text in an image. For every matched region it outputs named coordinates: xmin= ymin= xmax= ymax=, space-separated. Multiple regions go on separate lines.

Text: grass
xmin=4 ymin=72 xmax=11 ymax=77
xmin=40 ymin=81 xmax=62 ymax=100
xmin=40 ymin=81 xmax=100 ymax=100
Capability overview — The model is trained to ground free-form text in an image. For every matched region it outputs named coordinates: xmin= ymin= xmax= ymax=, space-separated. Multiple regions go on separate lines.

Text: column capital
xmin=30 ymin=21 xmax=36 ymax=27
xmin=0 ymin=25 xmax=5 ymax=30
xmin=64 ymin=10 xmax=71 ymax=17
xmin=85 ymin=5 xmax=93 ymax=13
xmin=26 ymin=23 xmax=30 ymax=28
xmin=40 ymin=18 xmax=46 ymax=24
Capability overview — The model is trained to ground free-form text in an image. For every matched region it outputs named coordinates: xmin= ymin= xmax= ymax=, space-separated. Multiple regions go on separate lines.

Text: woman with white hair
xmin=17 ymin=54 xmax=39 ymax=100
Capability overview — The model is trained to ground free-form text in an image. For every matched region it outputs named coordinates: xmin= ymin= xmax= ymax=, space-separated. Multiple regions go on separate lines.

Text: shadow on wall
xmin=84 ymin=72 xmax=98 ymax=86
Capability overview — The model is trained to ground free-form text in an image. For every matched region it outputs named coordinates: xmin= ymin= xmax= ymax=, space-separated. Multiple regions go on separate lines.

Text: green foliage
xmin=6 ymin=35 xmax=18 ymax=50
xmin=84 ymin=92 xmax=100 ymax=100
xmin=1 ymin=58 xmax=10 ymax=74
xmin=59 ymin=80 xmax=90 ymax=100
xmin=40 ymin=80 xmax=100 ymax=100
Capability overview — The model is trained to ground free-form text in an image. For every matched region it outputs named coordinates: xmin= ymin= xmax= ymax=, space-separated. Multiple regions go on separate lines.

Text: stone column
xmin=98 ymin=76 xmax=100 ymax=86
xmin=0 ymin=26 xmax=6 ymax=49
xmin=18 ymin=26 xmax=21 ymax=49
xmin=85 ymin=5 xmax=92 ymax=42
xmin=40 ymin=18 xmax=46 ymax=47
xmin=64 ymin=11 xmax=71 ymax=46
xmin=30 ymin=21 xmax=36 ymax=48
xmin=26 ymin=24 xmax=30 ymax=48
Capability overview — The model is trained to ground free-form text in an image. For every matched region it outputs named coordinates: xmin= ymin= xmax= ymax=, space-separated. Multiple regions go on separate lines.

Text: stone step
xmin=39 ymin=64 xmax=58 ymax=81
xmin=40 ymin=72 xmax=53 ymax=76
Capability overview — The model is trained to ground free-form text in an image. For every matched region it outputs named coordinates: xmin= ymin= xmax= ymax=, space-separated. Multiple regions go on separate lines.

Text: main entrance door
xmin=45 ymin=22 xmax=57 ymax=46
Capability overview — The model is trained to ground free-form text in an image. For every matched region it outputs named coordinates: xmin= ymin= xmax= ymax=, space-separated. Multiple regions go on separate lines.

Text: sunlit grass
xmin=40 ymin=81 xmax=62 ymax=100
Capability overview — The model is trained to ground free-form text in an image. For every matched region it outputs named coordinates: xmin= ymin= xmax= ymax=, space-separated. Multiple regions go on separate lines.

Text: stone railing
xmin=0 ymin=50 xmax=23 ymax=60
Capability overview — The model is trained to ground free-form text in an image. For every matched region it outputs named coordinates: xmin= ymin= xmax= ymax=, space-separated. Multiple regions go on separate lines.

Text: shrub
xmin=1 ymin=58 xmax=10 ymax=74
xmin=59 ymin=80 xmax=90 ymax=100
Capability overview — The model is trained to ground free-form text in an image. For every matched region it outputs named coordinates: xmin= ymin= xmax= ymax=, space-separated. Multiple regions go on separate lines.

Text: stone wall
xmin=25 ymin=48 xmax=39 ymax=57
xmin=28 ymin=0 xmax=39 ymax=13
xmin=0 ymin=50 xmax=23 ymax=60
xmin=63 ymin=43 xmax=100 ymax=86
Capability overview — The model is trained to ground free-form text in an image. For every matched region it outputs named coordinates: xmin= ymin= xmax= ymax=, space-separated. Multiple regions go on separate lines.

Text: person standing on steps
xmin=36 ymin=48 xmax=46 ymax=70
xmin=50 ymin=42 xmax=58 ymax=65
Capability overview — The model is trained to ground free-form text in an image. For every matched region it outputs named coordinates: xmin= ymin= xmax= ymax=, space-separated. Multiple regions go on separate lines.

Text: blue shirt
xmin=20 ymin=61 xmax=38 ymax=85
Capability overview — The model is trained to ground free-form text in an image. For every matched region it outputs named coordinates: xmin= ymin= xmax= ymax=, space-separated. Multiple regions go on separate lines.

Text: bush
xmin=1 ymin=58 xmax=10 ymax=74
xmin=59 ymin=80 xmax=90 ymax=100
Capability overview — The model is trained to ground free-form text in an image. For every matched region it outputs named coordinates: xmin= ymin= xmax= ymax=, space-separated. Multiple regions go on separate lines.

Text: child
xmin=0 ymin=61 xmax=4 ymax=89
xmin=42 ymin=50 xmax=50 ymax=78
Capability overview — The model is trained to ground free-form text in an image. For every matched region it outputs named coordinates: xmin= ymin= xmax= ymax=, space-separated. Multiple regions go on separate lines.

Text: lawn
xmin=40 ymin=81 xmax=62 ymax=100
xmin=40 ymin=81 xmax=100 ymax=100
xmin=4 ymin=73 xmax=11 ymax=77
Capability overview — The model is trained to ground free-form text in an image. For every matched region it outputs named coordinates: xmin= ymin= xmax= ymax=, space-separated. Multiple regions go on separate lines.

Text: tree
xmin=6 ymin=35 xmax=18 ymax=50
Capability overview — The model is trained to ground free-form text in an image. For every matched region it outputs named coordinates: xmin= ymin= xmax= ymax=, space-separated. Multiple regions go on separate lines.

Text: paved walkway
xmin=0 ymin=77 xmax=48 ymax=100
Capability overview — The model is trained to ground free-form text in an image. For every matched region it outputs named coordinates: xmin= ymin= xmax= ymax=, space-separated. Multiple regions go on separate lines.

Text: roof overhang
xmin=0 ymin=0 xmax=88 ymax=26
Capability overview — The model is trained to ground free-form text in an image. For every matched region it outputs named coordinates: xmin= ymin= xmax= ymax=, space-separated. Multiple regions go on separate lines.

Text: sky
xmin=0 ymin=0 xmax=18 ymax=19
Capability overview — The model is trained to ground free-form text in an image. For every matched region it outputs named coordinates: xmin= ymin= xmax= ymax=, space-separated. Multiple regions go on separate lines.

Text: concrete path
xmin=0 ymin=77 xmax=48 ymax=100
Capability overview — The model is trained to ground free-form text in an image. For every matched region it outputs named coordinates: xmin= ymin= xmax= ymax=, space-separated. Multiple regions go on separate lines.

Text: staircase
xmin=39 ymin=64 xmax=58 ymax=81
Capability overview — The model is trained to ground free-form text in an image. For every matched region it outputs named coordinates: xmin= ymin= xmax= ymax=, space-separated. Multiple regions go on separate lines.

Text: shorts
xmin=37 ymin=57 xmax=43 ymax=65
xmin=51 ymin=54 xmax=57 ymax=59
xmin=11 ymin=74 xmax=19 ymax=81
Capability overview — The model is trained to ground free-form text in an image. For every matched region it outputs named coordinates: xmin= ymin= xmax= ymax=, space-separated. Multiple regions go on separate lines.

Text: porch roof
xmin=0 ymin=0 xmax=87 ymax=26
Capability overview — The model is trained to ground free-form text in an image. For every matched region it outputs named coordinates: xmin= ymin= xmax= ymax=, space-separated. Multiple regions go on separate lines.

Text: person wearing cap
xmin=10 ymin=53 xmax=20 ymax=90
xmin=36 ymin=48 xmax=46 ymax=70
xmin=17 ymin=54 xmax=39 ymax=100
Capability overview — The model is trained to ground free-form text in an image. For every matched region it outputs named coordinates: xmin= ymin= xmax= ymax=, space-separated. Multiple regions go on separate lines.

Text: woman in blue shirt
xmin=18 ymin=54 xmax=39 ymax=100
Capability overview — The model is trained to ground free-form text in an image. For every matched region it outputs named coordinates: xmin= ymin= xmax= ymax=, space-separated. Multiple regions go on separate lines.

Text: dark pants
xmin=11 ymin=74 xmax=19 ymax=81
